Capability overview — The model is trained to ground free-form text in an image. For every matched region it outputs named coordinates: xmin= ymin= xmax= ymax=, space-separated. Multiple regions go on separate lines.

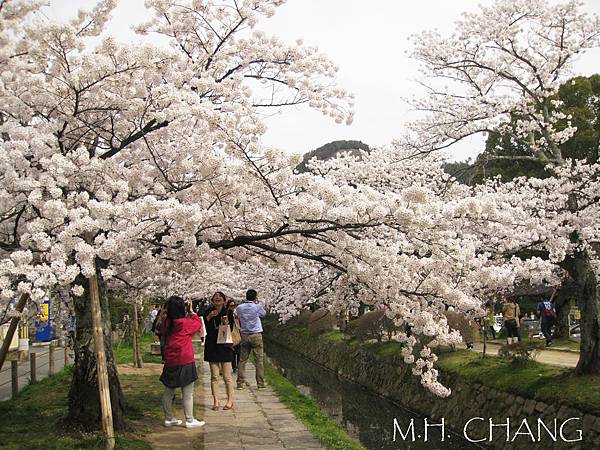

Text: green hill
xmin=297 ymin=140 xmax=370 ymax=173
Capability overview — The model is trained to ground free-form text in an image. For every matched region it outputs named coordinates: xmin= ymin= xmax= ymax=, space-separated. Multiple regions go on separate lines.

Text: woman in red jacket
xmin=159 ymin=296 xmax=205 ymax=428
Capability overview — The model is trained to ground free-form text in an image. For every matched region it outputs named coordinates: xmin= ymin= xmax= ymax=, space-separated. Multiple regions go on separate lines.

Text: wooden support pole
xmin=132 ymin=304 xmax=143 ymax=369
xmin=49 ymin=344 xmax=56 ymax=375
xmin=0 ymin=293 xmax=29 ymax=372
xmin=11 ymin=360 xmax=18 ymax=398
xmin=89 ymin=265 xmax=115 ymax=450
xmin=63 ymin=346 xmax=68 ymax=367
xmin=30 ymin=352 xmax=37 ymax=383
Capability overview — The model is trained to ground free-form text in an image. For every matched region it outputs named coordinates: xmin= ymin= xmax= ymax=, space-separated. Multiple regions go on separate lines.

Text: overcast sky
xmin=46 ymin=1 xmax=600 ymax=161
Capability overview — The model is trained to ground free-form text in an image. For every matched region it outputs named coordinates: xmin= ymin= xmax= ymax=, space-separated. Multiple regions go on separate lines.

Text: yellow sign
xmin=39 ymin=303 xmax=49 ymax=321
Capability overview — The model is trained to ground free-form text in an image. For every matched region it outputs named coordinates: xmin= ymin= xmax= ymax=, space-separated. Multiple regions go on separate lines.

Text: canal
xmin=265 ymin=341 xmax=482 ymax=450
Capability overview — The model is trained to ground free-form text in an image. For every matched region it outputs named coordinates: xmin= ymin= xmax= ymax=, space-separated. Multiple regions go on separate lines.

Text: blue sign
xmin=34 ymin=298 xmax=55 ymax=342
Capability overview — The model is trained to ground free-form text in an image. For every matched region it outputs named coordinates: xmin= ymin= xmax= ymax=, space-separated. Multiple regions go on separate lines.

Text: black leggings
xmin=505 ymin=319 xmax=519 ymax=338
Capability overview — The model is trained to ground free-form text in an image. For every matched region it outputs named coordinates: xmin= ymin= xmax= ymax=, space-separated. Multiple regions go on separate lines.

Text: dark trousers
xmin=505 ymin=319 xmax=519 ymax=338
xmin=484 ymin=325 xmax=496 ymax=340
xmin=232 ymin=345 xmax=240 ymax=370
xmin=541 ymin=321 xmax=553 ymax=344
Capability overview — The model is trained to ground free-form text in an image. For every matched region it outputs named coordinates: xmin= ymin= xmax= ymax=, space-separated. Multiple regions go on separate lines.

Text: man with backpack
xmin=538 ymin=289 xmax=558 ymax=347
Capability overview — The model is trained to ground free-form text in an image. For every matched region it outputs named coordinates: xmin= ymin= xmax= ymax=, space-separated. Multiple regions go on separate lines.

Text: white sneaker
xmin=185 ymin=419 xmax=205 ymax=428
xmin=164 ymin=418 xmax=183 ymax=427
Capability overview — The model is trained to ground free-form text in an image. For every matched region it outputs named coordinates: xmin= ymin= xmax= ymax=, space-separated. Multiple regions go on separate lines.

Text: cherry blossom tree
xmin=0 ymin=0 xmax=361 ymax=428
xmin=408 ymin=0 xmax=600 ymax=373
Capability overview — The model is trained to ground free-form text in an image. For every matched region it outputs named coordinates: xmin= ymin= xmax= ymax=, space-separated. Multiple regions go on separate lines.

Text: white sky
xmin=46 ymin=0 xmax=600 ymax=161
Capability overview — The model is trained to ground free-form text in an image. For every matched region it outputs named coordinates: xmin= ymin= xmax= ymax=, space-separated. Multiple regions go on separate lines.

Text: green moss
xmin=322 ymin=330 xmax=345 ymax=342
xmin=0 ymin=366 xmax=151 ymax=449
xmin=263 ymin=360 xmax=365 ymax=450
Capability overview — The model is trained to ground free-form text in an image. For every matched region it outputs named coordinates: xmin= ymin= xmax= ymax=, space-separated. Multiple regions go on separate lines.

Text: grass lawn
xmin=113 ymin=333 xmax=163 ymax=365
xmin=438 ymin=350 xmax=600 ymax=415
xmin=263 ymin=359 xmax=366 ymax=450
xmin=0 ymin=366 xmax=153 ymax=450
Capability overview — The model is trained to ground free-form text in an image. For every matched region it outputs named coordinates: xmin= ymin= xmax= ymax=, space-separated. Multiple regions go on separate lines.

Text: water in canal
xmin=265 ymin=341 xmax=481 ymax=450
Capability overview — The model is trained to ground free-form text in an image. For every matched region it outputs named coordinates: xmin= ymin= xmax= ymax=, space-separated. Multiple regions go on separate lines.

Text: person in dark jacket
xmin=538 ymin=289 xmax=558 ymax=347
xmin=203 ymin=292 xmax=235 ymax=410
xmin=159 ymin=296 xmax=205 ymax=429
xmin=152 ymin=303 xmax=168 ymax=360
xmin=226 ymin=299 xmax=241 ymax=372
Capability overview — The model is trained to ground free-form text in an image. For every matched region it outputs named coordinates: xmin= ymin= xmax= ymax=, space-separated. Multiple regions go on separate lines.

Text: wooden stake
xmin=0 ymin=293 xmax=29 ymax=372
xmin=89 ymin=264 xmax=115 ymax=450
xmin=30 ymin=352 xmax=37 ymax=383
xmin=49 ymin=344 xmax=56 ymax=375
xmin=11 ymin=360 xmax=18 ymax=398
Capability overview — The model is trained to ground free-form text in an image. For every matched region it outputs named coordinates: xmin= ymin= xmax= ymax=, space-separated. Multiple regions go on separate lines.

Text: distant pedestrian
xmin=159 ymin=297 xmax=205 ymax=429
xmin=149 ymin=304 xmax=159 ymax=332
xmin=236 ymin=289 xmax=267 ymax=390
xmin=484 ymin=304 xmax=496 ymax=340
xmin=152 ymin=303 xmax=167 ymax=355
xmin=203 ymin=292 xmax=235 ymax=411
xmin=226 ymin=299 xmax=241 ymax=372
xmin=538 ymin=289 xmax=558 ymax=347
xmin=502 ymin=296 xmax=520 ymax=345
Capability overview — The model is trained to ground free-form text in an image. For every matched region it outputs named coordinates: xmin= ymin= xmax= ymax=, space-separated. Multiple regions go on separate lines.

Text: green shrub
xmin=498 ymin=340 xmax=544 ymax=363
xmin=444 ymin=311 xmax=480 ymax=346
xmin=307 ymin=309 xmax=335 ymax=336
xmin=344 ymin=310 xmax=386 ymax=341
xmin=288 ymin=309 xmax=312 ymax=327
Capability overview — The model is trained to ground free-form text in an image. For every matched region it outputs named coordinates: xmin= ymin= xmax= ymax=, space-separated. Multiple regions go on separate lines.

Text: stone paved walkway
xmin=143 ymin=359 xmax=324 ymax=449
xmin=199 ymin=360 xmax=323 ymax=450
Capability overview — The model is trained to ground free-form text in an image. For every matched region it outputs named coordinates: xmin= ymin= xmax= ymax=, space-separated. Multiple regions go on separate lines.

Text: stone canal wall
xmin=264 ymin=323 xmax=600 ymax=450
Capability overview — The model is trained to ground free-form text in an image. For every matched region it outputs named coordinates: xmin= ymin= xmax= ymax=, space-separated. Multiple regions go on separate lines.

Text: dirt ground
xmin=117 ymin=363 xmax=163 ymax=376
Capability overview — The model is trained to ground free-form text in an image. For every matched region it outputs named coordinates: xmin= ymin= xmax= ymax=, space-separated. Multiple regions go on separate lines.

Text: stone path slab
xmin=143 ymin=359 xmax=324 ymax=449
xmin=198 ymin=360 xmax=324 ymax=449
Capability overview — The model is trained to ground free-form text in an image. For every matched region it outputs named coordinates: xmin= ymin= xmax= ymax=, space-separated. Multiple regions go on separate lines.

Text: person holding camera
xmin=203 ymin=291 xmax=235 ymax=411
xmin=159 ymin=296 xmax=205 ymax=428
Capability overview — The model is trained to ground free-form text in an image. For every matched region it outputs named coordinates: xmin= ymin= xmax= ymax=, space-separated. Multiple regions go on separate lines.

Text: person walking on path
xmin=159 ymin=296 xmax=205 ymax=429
xmin=226 ymin=299 xmax=241 ymax=372
xmin=203 ymin=292 xmax=235 ymax=411
xmin=236 ymin=289 xmax=267 ymax=390
xmin=538 ymin=289 xmax=558 ymax=347
xmin=502 ymin=296 xmax=521 ymax=345
xmin=149 ymin=304 xmax=159 ymax=332
xmin=484 ymin=303 xmax=496 ymax=340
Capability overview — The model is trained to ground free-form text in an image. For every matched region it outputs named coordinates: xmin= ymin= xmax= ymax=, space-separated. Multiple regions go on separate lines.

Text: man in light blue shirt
xmin=235 ymin=289 xmax=267 ymax=389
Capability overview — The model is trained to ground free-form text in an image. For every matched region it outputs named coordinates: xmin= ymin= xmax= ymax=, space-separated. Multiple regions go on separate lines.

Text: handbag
xmin=231 ymin=318 xmax=241 ymax=346
xmin=217 ymin=322 xmax=233 ymax=345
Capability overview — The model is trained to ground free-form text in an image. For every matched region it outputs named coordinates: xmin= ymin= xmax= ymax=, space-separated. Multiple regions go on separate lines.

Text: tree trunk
xmin=132 ymin=304 xmax=143 ymax=369
xmin=0 ymin=293 xmax=29 ymax=372
xmin=563 ymin=250 xmax=600 ymax=374
xmin=65 ymin=267 xmax=127 ymax=431
xmin=553 ymin=279 xmax=575 ymax=339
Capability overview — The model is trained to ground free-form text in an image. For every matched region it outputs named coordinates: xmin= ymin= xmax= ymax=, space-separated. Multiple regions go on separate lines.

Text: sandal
xmin=223 ymin=404 xmax=233 ymax=410
xmin=211 ymin=405 xmax=220 ymax=411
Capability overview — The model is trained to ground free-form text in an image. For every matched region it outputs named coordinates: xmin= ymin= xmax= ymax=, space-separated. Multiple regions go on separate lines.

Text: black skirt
xmin=160 ymin=362 xmax=198 ymax=388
